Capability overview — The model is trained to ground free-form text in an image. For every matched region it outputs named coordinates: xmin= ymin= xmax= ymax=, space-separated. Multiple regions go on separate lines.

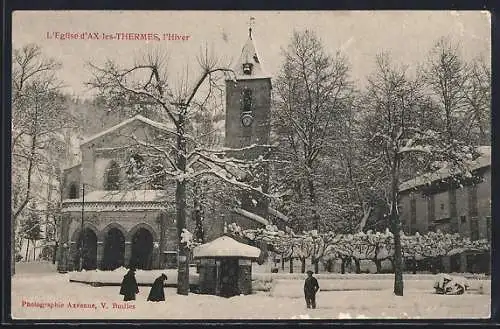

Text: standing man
xmin=304 ymin=270 xmax=320 ymax=309
xmin=120 ymin=267 xmax=139 ymax=301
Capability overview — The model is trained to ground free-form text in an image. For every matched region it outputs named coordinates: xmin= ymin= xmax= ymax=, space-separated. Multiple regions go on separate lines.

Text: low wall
xmin=252 ymin=272 xmax=490 ymax=281
xmin=69 ymin=267 xmax=200 ymax=286
xmin=67 ymin=267 xmax=490 ymax=297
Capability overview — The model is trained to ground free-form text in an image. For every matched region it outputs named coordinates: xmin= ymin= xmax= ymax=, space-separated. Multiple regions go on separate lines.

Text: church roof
xmin=192 ymin=235 xmax=261 ymax=259
xmin=232 ymin=28 xmax=271 ymax=80
xmin=81 ymin=115 xmax=175 ymax=146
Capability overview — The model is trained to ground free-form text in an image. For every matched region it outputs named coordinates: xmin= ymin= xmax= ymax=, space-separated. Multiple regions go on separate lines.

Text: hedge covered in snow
xmin=226 ymin=223 xmax=490 ymax=272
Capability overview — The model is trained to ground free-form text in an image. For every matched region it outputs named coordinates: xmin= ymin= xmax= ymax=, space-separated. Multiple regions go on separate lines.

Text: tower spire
xmin=230 ymin=17 xmax=270 ymax=80
xmin=248 ymin=17 xmax=255 ymax=40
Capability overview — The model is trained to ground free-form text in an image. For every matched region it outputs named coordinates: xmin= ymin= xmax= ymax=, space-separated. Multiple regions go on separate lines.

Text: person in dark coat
xmin=120 ymin=268 xmax=139 ymax=301
xmin=304 ymin=270 xmax=320 ymax=309
xmin=147 ymin=273 xmax=168 ymax=302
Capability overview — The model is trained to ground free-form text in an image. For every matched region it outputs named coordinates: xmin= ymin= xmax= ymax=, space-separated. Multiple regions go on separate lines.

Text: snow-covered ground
xmin=12 ymin=264 xmax=490 ymax=320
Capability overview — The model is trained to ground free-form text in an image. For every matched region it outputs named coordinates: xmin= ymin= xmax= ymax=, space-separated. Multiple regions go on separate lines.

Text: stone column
xmin=124 ymin=241 xmax=132 ymax=268
xmin=215 ymin=259 xmax=221 ymax=296
xmin=68 ymin=241 xmax=78 ymax=271
xmin=238 ymin=259 xmax=252 ymax=295
xmin=96 ymin=241 xmax=105 ymax=270
xmin=57 ymin=243 xmax=70 ymax=273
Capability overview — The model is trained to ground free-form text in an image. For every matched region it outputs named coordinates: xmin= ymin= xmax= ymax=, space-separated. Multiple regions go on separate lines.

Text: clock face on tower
xmin=241 ymin=113 xmax=254 ymax=127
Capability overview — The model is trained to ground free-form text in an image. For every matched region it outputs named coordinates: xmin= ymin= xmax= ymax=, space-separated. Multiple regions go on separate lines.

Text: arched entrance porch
xmin=129 ymin=228 xmax=154 ymax=270
xmin=72 ymin=228 xmax=98 ymax=270
xmin=102 ymin=227 xmax=126 ymax=270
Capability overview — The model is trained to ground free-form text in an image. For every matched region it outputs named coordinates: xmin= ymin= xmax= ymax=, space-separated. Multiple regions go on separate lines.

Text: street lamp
xmin=79 ymin=183 xmax=85 ymax=271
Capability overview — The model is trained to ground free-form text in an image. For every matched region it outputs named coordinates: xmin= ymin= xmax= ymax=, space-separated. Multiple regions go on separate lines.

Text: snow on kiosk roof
xmin=192 ymin=236 xmax=261 ymax=259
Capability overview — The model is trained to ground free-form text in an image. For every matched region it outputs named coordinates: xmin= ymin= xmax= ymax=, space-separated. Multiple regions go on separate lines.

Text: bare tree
xmin=88 ymin=47 xmax=277 ymax=295
xmin=422 ymin=37 xmax=470 ymax=144
xmin=361 ymin=53 xmax=478 ymax=296
xmin=463 ymin=55 xmax=491 ymax=145
xmin=11 ymin=44 xmax=76 ymax=275
xmin=273 ymin=30 xmax=353 ymax=233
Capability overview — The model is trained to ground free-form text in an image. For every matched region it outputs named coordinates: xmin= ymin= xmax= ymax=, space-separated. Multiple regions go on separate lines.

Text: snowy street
xmin=12 ymin=268 xmax=490 ymax=319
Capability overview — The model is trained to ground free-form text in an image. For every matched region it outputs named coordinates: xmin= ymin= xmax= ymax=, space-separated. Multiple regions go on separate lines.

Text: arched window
xmin=241 ymin=88 xmax=253 ymax=112
xmin=104 ymin=161 xmax=120 ymax=190
xmin=68 ymin=183 xmax=79 ymax=199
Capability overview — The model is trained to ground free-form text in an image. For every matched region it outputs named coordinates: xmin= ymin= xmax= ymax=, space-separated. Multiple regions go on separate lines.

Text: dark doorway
xmin=219 ymin=258 xmax=239 ymax=297
xmin=130 ymin=228 xmax=153 ymax=270
xmin=73 ymin=229 xmax=98 ymax=270
xmin=102 ymin=228 xmax=125 ymax=270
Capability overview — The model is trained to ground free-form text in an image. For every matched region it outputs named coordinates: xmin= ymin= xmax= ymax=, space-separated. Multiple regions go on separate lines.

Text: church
xmin=56 ymin=28 xmax=286 ymax=272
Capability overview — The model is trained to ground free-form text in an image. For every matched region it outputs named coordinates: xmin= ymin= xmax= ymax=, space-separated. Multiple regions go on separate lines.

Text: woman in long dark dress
xmin=120 ymin=268 xmax=139 ymax=301
xmin=147 ymin=273 xmax=168 ymax=302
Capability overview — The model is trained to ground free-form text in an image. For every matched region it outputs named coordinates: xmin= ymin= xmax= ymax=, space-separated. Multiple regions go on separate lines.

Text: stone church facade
xmin=57 ymin=28 xmax=284 ymax=272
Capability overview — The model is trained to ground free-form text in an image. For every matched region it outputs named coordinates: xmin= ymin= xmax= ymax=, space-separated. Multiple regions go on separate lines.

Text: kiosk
xmin=192 ymin=235 xmax=261 ymax=297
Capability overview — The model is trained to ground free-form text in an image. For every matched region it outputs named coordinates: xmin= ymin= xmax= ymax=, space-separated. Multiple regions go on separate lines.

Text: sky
xmin=12 ymin=11 xmax=491 ymax=98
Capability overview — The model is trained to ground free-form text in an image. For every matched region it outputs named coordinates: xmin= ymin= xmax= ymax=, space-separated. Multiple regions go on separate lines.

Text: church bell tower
xmin=225 ymin=24 xmax=272 ymax=223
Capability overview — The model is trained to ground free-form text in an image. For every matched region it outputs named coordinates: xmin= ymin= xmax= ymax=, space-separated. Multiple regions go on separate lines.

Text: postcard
xmin=11 ymin=10 xmax=491 ymax=320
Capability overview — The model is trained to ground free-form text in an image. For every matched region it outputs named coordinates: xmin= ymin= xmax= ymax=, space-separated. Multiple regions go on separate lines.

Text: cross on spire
xmin=248 ymin=17 xmax=255 ymax=39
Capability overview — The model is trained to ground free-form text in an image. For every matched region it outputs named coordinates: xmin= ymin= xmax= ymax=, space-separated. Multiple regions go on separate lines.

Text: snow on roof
xmin=192 ymin=235 xmax=261 ymax=259
xmin=63 ymin=189 xmax=168 ymax=203
xmin=233 ymin=207 xmax=269 ymax=226
xmin=399 ymin=146 xmax=491 ymax=192
xmin=81 ymin=115 xmax=175 ymax=146
xmin=230 ymin=29 xmax=271 ymax=80
xmin=268 ymin=207 xmax=289 ymax=222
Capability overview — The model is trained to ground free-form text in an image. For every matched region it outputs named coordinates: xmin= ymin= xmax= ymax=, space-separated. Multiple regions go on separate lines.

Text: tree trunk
xmin=32 ymin=240 xmax=36 ymax=261
xmin=192 ymin=182 xmax=204 ymax=243
xmin=289 ymin=257 xmax=294 ymax=273
xmin=341 ymin=258 xmax=347 ymax=274
xmin=326 ymin=259 xmax=333 ymax=272
xmin=354 ymin=258 xmax=361 ymax=274
xmin=307 ymin=175 xmax=320 ymax=231
xmin=374 ymin=259 xmax=382 ymax=273
xmin=53 ymin=241 xmax=58 ymax=264
xmin=14 ymin=132 xmax=38 ymax=273
xmin=390 ymin=156 xmax=404 ymax=296
xmin=281 ymin=254 xmax=285 ymax=271
xmin=314 ymin=257 xmax=319 ymax=274
xmin=25 ymin=239 xmax=30 ymax=261
xmin=301 ymin=258 xmax=306 ymax=273
xmin=412 ymin=256 xmax=417 ymax=274
xmin=358 ymin=205 xmax=373 ymax=233
xmin=176 ymin=107 xmax=189 ymax=296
